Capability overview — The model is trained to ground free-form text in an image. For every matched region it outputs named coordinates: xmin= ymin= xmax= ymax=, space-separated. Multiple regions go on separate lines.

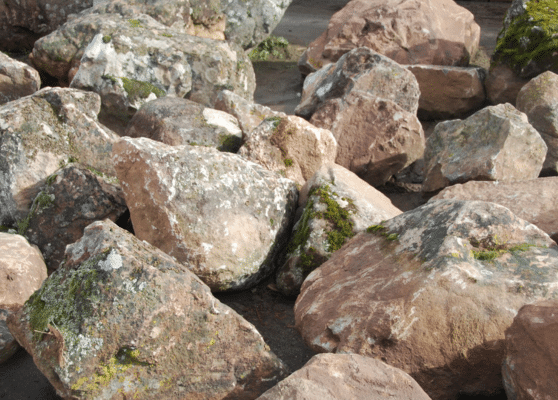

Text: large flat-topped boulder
xmin=298 ymin=0 xmax=480 ymax=75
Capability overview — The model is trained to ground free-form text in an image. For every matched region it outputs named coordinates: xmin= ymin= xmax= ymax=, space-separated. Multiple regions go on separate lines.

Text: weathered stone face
xmin=0 ymin=308 xmax=19 ymax=364
xmin=238 ymin=115 xmax=338 ymax=187
xmin=0 ymin=87 xmax=120 ymax=226
xmin=295 ymin=47 xmax=420 ymax=120
xmin=256 ymin=353 xmax=432 ymax=400
xmin=310 ymin=91 xmax=425 ymax=187
xmin=7 ymin=220 xmax=288 ymax=399
xmin=298 ymin=0 xmax=480 ymax=75
xmin=422 ymin=103 xmax=547 ymax=192
xmin=126 ymin=97 xmax=242 ymax=152
xmin=295 ymin=199 xmax=558 ymax=400
xmin=112 ymin=137 xmax=298 ymax=292
xmin=276 ymin=163 xmax=401 ymax=297
xmin=502 ymin=300 xmax=558 ymax=400
xmin=485 ymin=64 xmax=529 ymax=106
xmin=0 ymin=52 xmax=41 ymax=105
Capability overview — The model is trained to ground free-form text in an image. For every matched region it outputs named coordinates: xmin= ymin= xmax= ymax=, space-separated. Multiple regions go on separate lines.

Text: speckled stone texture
xmin=0 ymin=52 xmax=41 ymax=105
xmin=295 ymin=199 xmax=558 ymax=400
xmin=7 ymin=220 xmax=288 ymax=399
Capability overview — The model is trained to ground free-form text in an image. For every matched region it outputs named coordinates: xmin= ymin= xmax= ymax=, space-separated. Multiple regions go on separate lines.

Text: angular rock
xmin=310 ymin=91 xmax=425 ymax=186
xmin=68 ymin=17 xmax=254 ymax=121
xmin=422 ymin=103 xmax=547 ymax=192
xmin=21 ymin=163 xmax=127 ymax=272
xmin=295 ymin=47 xmax=420 ymax=120
xmin=0 ymin=52 xmax=41 ymax=105
xmin=298 ymin=0 xmax=480 ymax=75
xmin=214 ymin=89 xmax=285 ymax=138
xmin=256 ymin=353 xmax=432 ymax=400
xmin=295 ymin=199 xmax=558 ymax=400
xmin=126 ymin=97 xmax=242 ymax=152
xmin=502 ymin=300 xmax=558 ymax=400
xmin=516 ymin=71 xmax=558 ymax=173
xmin=485 ymin=64 xmax=529 ymax=106
xmin=238 ymin=115 xmax=338 ymax=187
xmin=276 ymin=163 xmax=402 ymax=297
xmin=406 ymin=64 xmax=487 ymax=120
xmin=0 ymin=307 xmax=19 ymax=364
xmin=0 ymin=87 xmax=120 ymax=226
xmin=113 ymin=137 xmax=298 ymax=291
xmin=431 ymin=177 xmax=558 ymax=243
xmin=7 ymin=219 xmax=288 ymax=399
xmin=0 ymin=0 xmax=93 ymax=53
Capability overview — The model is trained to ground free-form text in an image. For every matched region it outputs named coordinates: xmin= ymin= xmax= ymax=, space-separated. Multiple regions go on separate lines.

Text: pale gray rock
xmin=0 ymin=52 xmax=41 ymax=105
xmin=0 ymin=87 xmax=120 ymax=227
xmin=0 ymin=308 xmax=18 ymax=364
xmin=7 ymin=219 xmax=288 ymax=399
xmin=422 ymin=103 xmax=547 ymax=192
xmin=112 ymin=137 xmax=298 ymax=291
xmin=276 ymin=163 xmax=402 ymax=297
xmin=256 ymin=353 xmax=432 ymax=400
xmin=295 ymin=199 xmax=558 ymax=400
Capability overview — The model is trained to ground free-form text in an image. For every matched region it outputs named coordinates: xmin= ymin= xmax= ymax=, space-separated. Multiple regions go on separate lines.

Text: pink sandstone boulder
xmin=502 ymin=300 xmax=558 ymax=400
xmin=0 ymin=52 xmax=41 ymax=105
xmin=295 ymin=199 xmax=558 ymax=400
xmin=298 ymin=0 xmax=480 ymax=75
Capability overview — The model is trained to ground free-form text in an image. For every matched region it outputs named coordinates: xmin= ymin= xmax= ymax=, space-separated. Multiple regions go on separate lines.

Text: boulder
xmin=298 ymin=0 xmax=480 ymax=75
xmin=422 ymin=103 xmax=547 ymax=192
xmin=431 ymin=177 xmax=558 ymax=243
xmin=125 ymin=97 xmax=243 ymax=152
xmin=0 ymin=87 xmax=120 ymax=227
xmin=0 ymin=52 xmax=41 ymax=105
xmin=310 ymin=91 xmax=425 ymax=187
xmin=295 ymin=199 xmax=558 ymax=400
xmin=492 ymin=0 xmax=558 ymax=80
xmin=485 ymin=64 xmax=529 ymax=106
xmin=406 ymin=64 xmax=486 ymax=120
xmin=276 ymin=163 xmax=402 ymax=297
xmin=7 ymin=219 xmax=288 ymax=399
xmin=295 ymin=47 xmax=420 ymax=120
xmin=214 ymin=89 xmax=285 ymax=138
xmin=502 ymin=300 xmax=558 ymax=400
xmin=112 ymin=137 xmax=298 ymax=291
xmin=20 ymin=163 xmax=127 ymax=273
xmin=516 ymin=71 xmax=558 ymax=173
xmin=238 ymin=115 xmax=338 ymax=187
xmin=256 ymin=353 xmax=432 ymax=400
xmin=0 ymin=0 xmax=93 ymax=53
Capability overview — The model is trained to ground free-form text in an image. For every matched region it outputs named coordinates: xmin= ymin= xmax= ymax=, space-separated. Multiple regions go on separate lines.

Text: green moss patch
xmin=469 ymin=235 xmax=536 ymax=262
xmin=217 ymin=134 xmax=242 ymax=153
xmin=249 ymin=36 xmax=290 ymax=61
xmin=367 ymin=224 xmax=399 ymax=241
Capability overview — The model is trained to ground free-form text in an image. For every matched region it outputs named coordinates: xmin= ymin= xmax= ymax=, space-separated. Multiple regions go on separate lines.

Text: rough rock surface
xmin=310 ymin=91 xmax=425 ymax=187
xmin=298 ymin=0 xmax=480 ymax=75
xmin=276 ymin=163 xmax=402 ymax=297
xmin=502 ymin=300 xmax=558 ymax=400
xmin=0 ymin=0 xmax=93 ymax=53
xmin=0 ymin=307 xmax=18 ymax=364
xmin=516 ymin=71 xmax=558 ymax=173
xmin=0 ymin=87 xmax=120 ymax=226
xmin=0 ymin=52 xmax=41 ymax=105
xmin=422 ymin=103 xmax=547 ymax=192
xmin=295 ymin=47 xmax=420 ymax=120
xmin=68 ymin=16 xmax=254 ymax=120
xmin=256 ymin=353 xmax=432 ymax=400
xmin=7 ymin=219 xmax=288 ymax=399
xmin=113 ymin=137 xmax=298 ymax=291
xmin=406 ymin=64 xmax=486 ymax=120
xmin=125 ymin=97 xmax=242 ymax=152
xmin=21 ymin=164 xmax=127 ymax=272
xmin=485 ymin=64 xmax=529 ymax=106
xmin=295 ymin=199 xmax=558 ymax=400
xmin=431 ymin=177 xmax=558 ymax=243
xmin=238 ymin=115 xmax=338 ymax=187
xmin=214 ymin=89 xmax=284 ymax=138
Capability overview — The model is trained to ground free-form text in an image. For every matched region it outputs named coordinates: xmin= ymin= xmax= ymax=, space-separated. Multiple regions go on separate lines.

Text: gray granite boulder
xmin=0 ymin=52 xmax=41 ymax=105
xmin=7 ymin=219 xmax=288 ymax=399
xmin=113 ymin=137 xmax=298 ymax=291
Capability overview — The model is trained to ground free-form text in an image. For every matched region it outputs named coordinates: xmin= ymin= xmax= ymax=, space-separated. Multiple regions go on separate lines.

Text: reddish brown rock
xmin=310 ymin=91 xmax=425 ymax=186
xmin=298 ymin=0 xmax=480 ymax=75
xmin=0 ymin=52 xmax=41 ymax=105
xmin=485 ymin=64 xmax=529 ymax=106
xmin=295 ymin=199 xmax=558 ymax=400
xmin=256 ymin=353 xmax=431 ymax=400
xmin=502 ymin=300 xmax=558 ymax=400
xmin=430 ymin=177 xmax=558 ymax=243
xmin=406 ymin=64 xmax=487 ymax=120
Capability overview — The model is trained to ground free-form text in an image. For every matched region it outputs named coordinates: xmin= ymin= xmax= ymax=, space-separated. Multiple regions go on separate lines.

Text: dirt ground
xmin=0 ymin=1 xmax=510 ymax=398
